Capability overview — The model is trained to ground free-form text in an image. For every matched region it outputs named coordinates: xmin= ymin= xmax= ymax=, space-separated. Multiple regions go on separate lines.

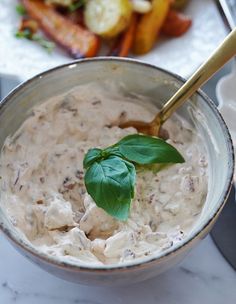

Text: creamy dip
xmin=0 ymin=83 xmax=208 ymax=265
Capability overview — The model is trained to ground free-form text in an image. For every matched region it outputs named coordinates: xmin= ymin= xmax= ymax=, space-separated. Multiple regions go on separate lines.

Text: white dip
xmin=0 ymin=83 xmax=208 ymax=265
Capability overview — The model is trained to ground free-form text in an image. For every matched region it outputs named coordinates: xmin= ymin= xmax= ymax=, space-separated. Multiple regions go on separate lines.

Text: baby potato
xmin=85 ymin=0 xmax=132 ymax=38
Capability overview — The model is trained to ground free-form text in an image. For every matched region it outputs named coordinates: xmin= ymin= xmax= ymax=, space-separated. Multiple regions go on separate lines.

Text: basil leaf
xmin=83 ymin=148 xmax=102 ymax=169
xmin=84 ymin=156 xmax=136 ymax=221
xmin=83 ymin=133 xmax=185 ymax=220
xmin=117 ymin=134 xmax=185 ymax=164
xmin=123 ymin=159 xmax=136 ymax=198
xmin=104 ymin=145 xmax=124 ymax=158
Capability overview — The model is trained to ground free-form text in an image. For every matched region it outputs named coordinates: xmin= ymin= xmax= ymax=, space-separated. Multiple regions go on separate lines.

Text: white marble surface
xmin=1 ymin=232 xmax=236 ymax=304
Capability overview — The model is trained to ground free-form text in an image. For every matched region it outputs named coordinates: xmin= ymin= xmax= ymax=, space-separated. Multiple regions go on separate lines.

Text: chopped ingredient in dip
xmin=0 ymin=83 xmax=208 ymax=265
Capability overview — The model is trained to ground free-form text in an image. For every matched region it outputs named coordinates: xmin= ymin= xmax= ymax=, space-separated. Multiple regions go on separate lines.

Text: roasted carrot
xmin=162 ymin=10 xmax=192 ymax=37
xmin=108 ymin=14 xmax=138 ymax=57
xmin=119 ymin=14 xmax=138 ymax=57
xmin=133 ymin=0 xmax=170 ymax=55
xmin=22 ymin=0 xmax=100 ymax=58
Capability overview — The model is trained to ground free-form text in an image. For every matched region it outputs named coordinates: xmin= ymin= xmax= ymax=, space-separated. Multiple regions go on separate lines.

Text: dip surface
xmin=0 ymin=83 xmax=208 ymax=265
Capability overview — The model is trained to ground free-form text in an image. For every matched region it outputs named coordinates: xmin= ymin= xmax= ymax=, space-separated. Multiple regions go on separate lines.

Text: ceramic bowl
xmin=0 ymin=58 xmax=234 ymax=286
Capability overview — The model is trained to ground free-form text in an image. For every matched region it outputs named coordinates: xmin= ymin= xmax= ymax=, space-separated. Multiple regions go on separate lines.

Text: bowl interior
xmin=0 ymin=58 xmax=234 ymax=269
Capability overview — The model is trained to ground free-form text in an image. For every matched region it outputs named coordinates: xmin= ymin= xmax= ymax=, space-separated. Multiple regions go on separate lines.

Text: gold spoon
xmin=120 ymin=28 xmax=236 ymax=136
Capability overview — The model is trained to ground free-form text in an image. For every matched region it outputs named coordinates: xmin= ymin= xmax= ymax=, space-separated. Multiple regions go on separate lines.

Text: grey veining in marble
xmin=1 ymin=233 xmax=236 ymax=304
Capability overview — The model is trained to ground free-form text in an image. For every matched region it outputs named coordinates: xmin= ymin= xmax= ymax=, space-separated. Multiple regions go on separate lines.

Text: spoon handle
xmin=157 ymin=27 xmax=236 ymax=124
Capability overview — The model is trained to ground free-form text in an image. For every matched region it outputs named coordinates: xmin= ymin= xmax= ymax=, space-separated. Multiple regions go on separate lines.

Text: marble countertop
xmin=1 ymin=233 xmax=236 ymax=304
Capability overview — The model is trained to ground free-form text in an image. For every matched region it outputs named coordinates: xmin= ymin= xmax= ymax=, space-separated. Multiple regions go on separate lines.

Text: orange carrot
xmin=22 ymin=0 xmax=100 ymax=58
xmin=162 ymin=9 xmax=192 ymax=37
xmin=108 ymin=14 xmax=138 ymax=57
xmin=119 ymin=14 xmax=138 ymax=57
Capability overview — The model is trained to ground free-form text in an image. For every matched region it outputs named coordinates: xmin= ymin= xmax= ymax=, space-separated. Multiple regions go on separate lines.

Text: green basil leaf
xmin=117 ymin=134 xmax=185 ymax=164
xmin=123 ymin=159 xmax=136 ymax=198
xmin=83 ymin=148 xmax=102 ymax=169
xmin=104 ymin=145 xmax=124 ymax=158
xmin=84 ymin=156 xmax=136 ymax=221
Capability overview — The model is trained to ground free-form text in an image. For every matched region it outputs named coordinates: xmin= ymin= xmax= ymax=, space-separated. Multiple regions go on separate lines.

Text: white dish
xmin=0 ymin=0 xmax=227 ymax=81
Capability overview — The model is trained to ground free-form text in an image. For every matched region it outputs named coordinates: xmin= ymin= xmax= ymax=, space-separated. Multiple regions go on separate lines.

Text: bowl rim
xmin=0 ymin=57 xmax=234 ymax=272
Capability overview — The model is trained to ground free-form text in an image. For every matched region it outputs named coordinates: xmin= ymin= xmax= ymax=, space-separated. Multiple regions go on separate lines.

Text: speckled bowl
xmin=0 ymin=58 xmax=234 ymax=286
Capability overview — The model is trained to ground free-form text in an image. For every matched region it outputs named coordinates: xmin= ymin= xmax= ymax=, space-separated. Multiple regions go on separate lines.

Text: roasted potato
xmin=85 ymin=0 xmax=132 ymax=38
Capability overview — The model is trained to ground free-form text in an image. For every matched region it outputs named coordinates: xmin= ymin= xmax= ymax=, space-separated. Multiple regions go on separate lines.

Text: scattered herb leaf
xmin=83 ymin=134 xmax=185 ymax=220
xmin=69 ymin=0 xmax=86 ymax=12
xmin=15 ymin=29 xmax=32 ymax=39
xmin=16 ymin=4 xmax=26 ymax=16
xmin=31 ymin=34 xmax=55 ymax=53
xmin=15 ymin=30 xmax=55 ymax=53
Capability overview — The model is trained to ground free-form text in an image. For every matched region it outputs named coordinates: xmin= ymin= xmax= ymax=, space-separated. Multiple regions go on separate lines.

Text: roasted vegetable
xmin=16 ymin=0 xmax=192 ymax=58
xmin=85 ymin=0 xmax=132 ymax=38
xmin=22 ymin=0 xmax=100 ymax=58
xmin=162 ymin=10 xmax=192 ymax=37
xmin=108 ymin=14 xmax=138 ymax=57
xmin=133 ymin=0 xmax=170 ymax=55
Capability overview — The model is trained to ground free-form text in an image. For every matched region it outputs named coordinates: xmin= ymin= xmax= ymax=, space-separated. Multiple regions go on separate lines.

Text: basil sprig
xmin=83 ymin=134 xmax=184 ymax=221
